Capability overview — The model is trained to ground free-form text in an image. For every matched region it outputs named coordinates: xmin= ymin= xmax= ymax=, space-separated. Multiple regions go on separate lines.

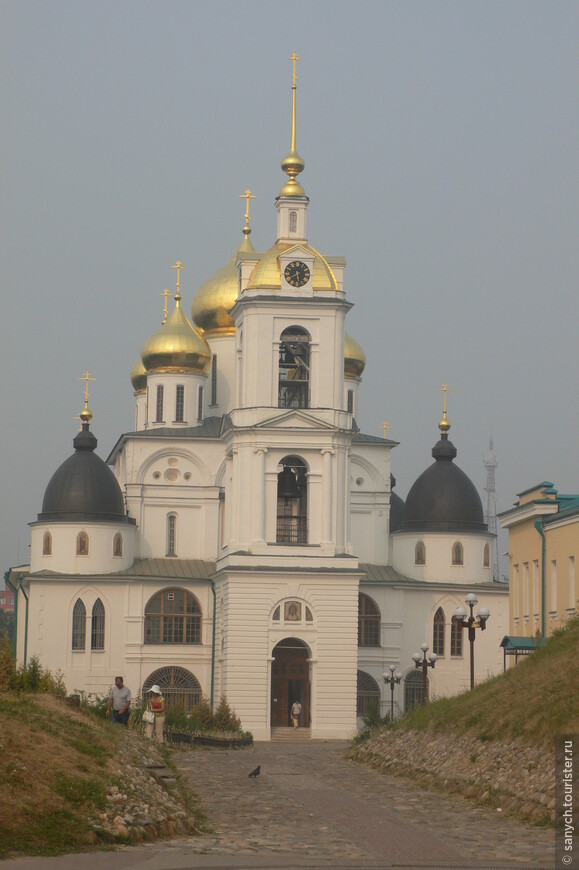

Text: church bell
xmin=277 ymin=465 xmax=300 ymax=501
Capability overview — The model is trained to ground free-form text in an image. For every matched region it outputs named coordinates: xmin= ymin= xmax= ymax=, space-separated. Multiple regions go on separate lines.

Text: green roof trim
xmin=500 ymin=635 xmax=540 ymax=651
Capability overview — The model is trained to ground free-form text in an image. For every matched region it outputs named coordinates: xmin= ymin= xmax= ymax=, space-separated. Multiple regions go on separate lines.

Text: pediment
xmin=254 ymin=409 xmax=337 ymax=431
xmin=279 ymin=244 xmax=315 ymax=263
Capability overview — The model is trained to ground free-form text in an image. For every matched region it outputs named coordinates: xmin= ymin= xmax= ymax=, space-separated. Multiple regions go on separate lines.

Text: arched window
xmin=175 ymin=384 xmax=185 ymax=422
xmin=483 ymin=543 xmax=490 ymax=567
xmin=72 ymin=599 xmax=86 ymax=651
xmin=91 ymin=598 xmax=105 ymax=650
xmin=42 ymin=531 xmax=52 ymax=556
xmin=144 ymin=588 xmax=202 ymax=645
xmin=452 ymin=541 xmax=464 ymax=565
xmin=76 ymin=531 xmax=89 ymax=556
xmin=277 ymin=456 xmax=308 ymax=544
xmin=415 ymin=541 xmax=426 ymax=565
xmin=357 ymin=671 xmax=381 ymax=717
xmin=358 ymin=593 xmax=381 ymax=647
xmin=142 ymin=667 xmax=202 ymax=714
xmin=405 ymin=670 xmax=427 ymax=710
xmin=433 ymin=607 xmax=445 ymax=656
xmin=289 ymin=210 xmax=298 ymax=233
xmin=166 ymin=514 xmax=177 ymax=556
xmin=155 ymin=385 xmax=164 ymax=422
xmin=451 ymin=619 xmax=463 ymax=657
xmin=113 ymin=532 xmax=123 ymax=558
xmin=278 ymin=326 xmax=310 ymax=408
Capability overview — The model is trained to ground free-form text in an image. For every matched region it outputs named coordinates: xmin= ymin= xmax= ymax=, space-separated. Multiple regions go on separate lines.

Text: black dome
xmin=389 ymin=474 xmax=405 ymax=533
xmin=400 ymin=433 xmax=486 ymax=533
xmin=38 ymin=424 xmax=131 ymax=523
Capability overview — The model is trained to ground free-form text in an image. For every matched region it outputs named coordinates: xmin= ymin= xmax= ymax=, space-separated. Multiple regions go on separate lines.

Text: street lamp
xmin=452 ymin=593 xmax=490 ymax=690
xmin=411 ymin=643 xmax=437 ymax=703
xmin=382 ymin=664 xmax=402 ymax=722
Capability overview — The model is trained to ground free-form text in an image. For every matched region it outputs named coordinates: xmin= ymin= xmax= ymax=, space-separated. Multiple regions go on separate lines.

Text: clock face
xmin=284 ymin=260 xmax=310 ymax=288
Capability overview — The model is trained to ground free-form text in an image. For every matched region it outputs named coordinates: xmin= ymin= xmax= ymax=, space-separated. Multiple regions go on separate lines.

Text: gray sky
xmin=1 ymin=0 xmax=577 ymax=578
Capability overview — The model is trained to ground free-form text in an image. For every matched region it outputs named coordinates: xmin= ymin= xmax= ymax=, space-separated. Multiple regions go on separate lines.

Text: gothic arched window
xmin=144 ymin=588 xmax=202 ymax=645
xmin=43 ymin=531 xmax=52 ymax=556
xmin=357 ymin=670 xmax=381 ymax=717
xmin=72 ymin=599 xmax=86 ymax=651
xmin=452 ymin=541 xmax=464 ymax=565
xmin=404 ymin=670 xmax=427 ymax=710
xmin=483 ymin=543 xmax=490 ymax=567
xmin=415 ymin=541 xmax=426 ymax=565
xmin=91 ymin=598 xmax=105 ymax=650
xmin=76 ymin=531 xmax=89 ymax=556
xmin=358 ymin=593 xmax=381 ymax=647
xmin=276 ymin=456 xmax=308 ymax=544
xmin=433 ymin=607 xmax=445 ymax=656
xmin=113 ymin=532 xmax=123 ymax=558
xmin=289 ymin=210 xmax=298 ymax=233
xmin=278 ymin=327 xmax=310 ymax=409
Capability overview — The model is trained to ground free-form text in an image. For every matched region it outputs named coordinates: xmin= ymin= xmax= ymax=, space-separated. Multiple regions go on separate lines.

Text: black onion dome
xmin=39 ymin=424 xmax=132 ymax=523
xmin=400 ymin=433 xmax=486 ymax=533
xmin=389 ymin=473 xmax=405 ymax=533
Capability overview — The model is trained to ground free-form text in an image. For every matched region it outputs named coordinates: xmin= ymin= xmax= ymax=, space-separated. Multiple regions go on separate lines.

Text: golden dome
xmin=192 ymin=235 xmax=255 ymax=335
xmin=248 ymin=243 xmax=337 ymax=292
xmin=130 ymin=357 xmax=147 ymax=393
xmin=344 ymin=333 xmax=366 ymax=379
xmin=141 ymin=299 xmax=212 ymax=375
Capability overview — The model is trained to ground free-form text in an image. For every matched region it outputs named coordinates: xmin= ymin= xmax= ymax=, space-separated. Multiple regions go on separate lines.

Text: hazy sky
xmin=1 ymin=1 xmax=577 ymax=578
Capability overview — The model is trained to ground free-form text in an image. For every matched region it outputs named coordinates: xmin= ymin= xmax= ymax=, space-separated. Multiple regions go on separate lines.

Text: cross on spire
xmin=437 ymin=381 xmax=455 ymax=416
xmin=159 ymin=287 xmax=174 ymax=324
xmin=240 ymin=188 xmax=256 ymax=234
xmin=78 ymin=370 xmax=96 ymax=406
xmin=289 ymin=52 xmax=301 ymax=87
xmin=171 ymin=261 xmax=185 ymax=301
xmin=378 ymin=421 xmax=391 ymax=439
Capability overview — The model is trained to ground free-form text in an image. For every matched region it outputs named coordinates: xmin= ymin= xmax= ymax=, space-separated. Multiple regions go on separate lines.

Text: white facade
xmin=12 ymin=86 xmax=508 ymax=739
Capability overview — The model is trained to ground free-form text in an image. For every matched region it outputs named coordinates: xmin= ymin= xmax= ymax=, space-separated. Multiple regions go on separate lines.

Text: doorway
xmin=270 ymin=638 xmax=310 ymax=727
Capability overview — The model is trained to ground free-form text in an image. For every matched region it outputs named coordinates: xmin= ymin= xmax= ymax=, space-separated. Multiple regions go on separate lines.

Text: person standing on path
xmin=145 ymin=684 xmax=165 ymax=743
xmin=105 ymin=676 xmax=131 ymax=725
xmin=291 ymin=699 xmax=302 ymax=728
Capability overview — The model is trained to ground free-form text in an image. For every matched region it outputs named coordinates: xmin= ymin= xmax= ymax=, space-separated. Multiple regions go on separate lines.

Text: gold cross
xmin=437 ymin=381 xmax=455 ymax=415
xmin=289 ymin=52 xmax=301 ymax=86
xmin=378 ymin=421 xmax=391 ymax=439
xmin=159 ymin=287 xmax=174 ymax=324
xmin=171 ymin=260 xmax=185 ymax=297
xmin=78 ymin=371 xmax=96 ymax=405
xmin=240 ymin=188 xmax=256 ymax=228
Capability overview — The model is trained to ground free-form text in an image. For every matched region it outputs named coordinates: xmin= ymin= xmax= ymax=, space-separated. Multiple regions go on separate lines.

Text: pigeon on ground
xmin=248 ymin=765 xmax=261 ymax=778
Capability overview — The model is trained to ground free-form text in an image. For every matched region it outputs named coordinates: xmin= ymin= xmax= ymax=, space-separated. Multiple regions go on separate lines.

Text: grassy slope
xmin=393 ymin=614 xmax=579 ymax=745
xmin=0 ymin=693 xmax=124 ymax=856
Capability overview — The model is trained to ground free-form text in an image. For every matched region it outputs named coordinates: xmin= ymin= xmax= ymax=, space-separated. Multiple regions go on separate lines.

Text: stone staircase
xmin=271 ymin=727 xmax=311 ymax=742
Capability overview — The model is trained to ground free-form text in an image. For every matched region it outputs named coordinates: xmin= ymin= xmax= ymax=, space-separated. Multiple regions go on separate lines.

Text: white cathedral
xmin=12 ymin=67 xmax=507 ymax=740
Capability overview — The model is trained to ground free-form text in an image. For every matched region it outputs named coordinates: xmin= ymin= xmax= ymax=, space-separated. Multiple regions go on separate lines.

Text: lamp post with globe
xmin=452 ymin=593 xmax=490 ymax=690
xmin=411 ymin=643 xmax=437 ymax=703
xmin=382 ymin=665 xmax=402 ymax=722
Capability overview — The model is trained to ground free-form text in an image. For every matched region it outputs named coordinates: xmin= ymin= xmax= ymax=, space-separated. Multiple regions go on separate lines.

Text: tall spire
xmin=279 ymin=53 xmax=306 ymax=198
xmin=437 ymin=381 xmax=455 ymax=436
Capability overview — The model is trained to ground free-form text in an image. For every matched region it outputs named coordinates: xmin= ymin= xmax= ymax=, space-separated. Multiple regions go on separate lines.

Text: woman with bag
xmin=144 ymin=684 xmax=165 ymax=743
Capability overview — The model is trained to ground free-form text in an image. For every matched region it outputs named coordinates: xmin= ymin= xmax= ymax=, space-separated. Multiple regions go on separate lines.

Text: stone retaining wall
xmin=349 ymin=729 xmax=555 ymax=826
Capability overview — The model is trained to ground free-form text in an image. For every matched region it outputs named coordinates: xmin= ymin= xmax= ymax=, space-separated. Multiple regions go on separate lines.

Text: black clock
xmin=284 ymin=260 xmax=310 ymax=287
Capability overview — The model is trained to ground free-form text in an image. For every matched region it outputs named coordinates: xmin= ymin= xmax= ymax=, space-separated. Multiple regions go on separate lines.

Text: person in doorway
xmin=291 ymin=699 xmax=302 ymax=728
xmin=106 ymin=676 xmax=131 ymax=725
xmin=145 ymin=685 xmax=165 ymax=743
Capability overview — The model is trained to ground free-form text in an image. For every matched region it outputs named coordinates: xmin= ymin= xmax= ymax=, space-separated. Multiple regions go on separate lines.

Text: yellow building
xmin=499 ymin=482 xmax=579 ymax=640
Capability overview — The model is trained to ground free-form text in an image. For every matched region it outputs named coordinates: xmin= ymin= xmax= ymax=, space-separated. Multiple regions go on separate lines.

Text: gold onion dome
xmin=141 ymin=297 xmax=211 ymax=374
xmin=192 ymin=234 xmax=256 ymax=335
xmin=248 ymin=243 xmax=337 ymax=292
xmin=344 ymin=333 xmax=366 ymax=379
xmin=130 ymin=357 xmax=147 ymax=393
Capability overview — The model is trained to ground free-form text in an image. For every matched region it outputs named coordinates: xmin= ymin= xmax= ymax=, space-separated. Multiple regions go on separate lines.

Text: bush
xmin=213 ymin=695 xmax=242 ymax=732
xmin=188 ymin=695 xmax=215 ymax=731
xmin=0 ymin=631 xmax=17 ymax=691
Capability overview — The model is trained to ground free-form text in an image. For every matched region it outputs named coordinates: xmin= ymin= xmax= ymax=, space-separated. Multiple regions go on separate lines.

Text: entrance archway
xmin=271 ymin=638 xmax=310 ymax=727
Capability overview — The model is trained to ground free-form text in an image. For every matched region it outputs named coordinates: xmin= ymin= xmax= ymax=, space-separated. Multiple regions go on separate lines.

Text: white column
xmin=254 ymin=448 xmax=267 ymax=543
xmin=321 ymin=449 xmax=334 ymax=544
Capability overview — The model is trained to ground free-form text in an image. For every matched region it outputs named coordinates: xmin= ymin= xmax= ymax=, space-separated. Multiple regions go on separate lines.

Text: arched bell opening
xmin=270 ymin=637 xmax=310 ymax=728
xmin=277 ymin=456 xmax=308 ymax=544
